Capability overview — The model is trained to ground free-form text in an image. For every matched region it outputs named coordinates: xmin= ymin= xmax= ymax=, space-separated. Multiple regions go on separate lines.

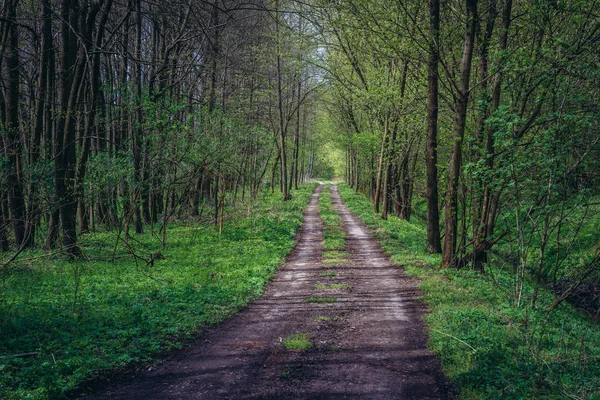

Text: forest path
xmin=84 ymin=184 xmax=448 ymax=399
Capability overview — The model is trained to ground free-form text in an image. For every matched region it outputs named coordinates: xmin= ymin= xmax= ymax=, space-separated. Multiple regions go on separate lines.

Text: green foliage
xmin=82 ymin=89 xmax=275 ymax=224
xmin=339 ymin=184 xmax=600 ymax=399
xmin=312 ymin=110 xmax=348 ymax=179
xmin=0 ymin=184 xmax=316 ymax=399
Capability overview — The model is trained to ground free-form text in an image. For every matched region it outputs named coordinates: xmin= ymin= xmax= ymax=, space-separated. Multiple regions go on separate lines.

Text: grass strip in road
xmin=322 ymin=251 xmax=349 ymax=265
xmin=0 ymin=184 xmax=317 ymax=400
xmin=316 ymin=284 xmax=348 ymax=290
xmin=319 ymin=186 xmax=345 ymax=252
xmin=305 ymin=297 xmax=337 ymax=303
xmin=283 ymin=333 xmax=313 ymax=351
xmin=338 ymin=183 xmax=600 ymax=400
xmin=323 ymin=251 xmax=349 ymax=259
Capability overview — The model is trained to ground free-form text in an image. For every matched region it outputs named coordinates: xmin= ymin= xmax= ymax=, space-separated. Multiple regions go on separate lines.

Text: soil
xmin=82 ymin=184 xmax=451 ymax=399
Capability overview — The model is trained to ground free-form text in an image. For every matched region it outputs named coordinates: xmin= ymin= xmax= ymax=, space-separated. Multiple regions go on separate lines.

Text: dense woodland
xmin=1 ymin=0 xmax=600 ymax=398
xmin=313 ymin=0 xmax=600 ymax=314
xmin=0 ymin=0 xmax=324 ymax=259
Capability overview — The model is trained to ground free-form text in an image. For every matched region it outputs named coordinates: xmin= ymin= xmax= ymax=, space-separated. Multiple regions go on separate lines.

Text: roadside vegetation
xmin=0 ymin=185 xmax=315 ymax=400
xmin=339 ymin=184 xmax=600 ymax=399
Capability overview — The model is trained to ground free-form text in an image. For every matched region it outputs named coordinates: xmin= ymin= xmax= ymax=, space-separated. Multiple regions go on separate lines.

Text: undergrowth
xmin=338 ymin=184 xmax=600 ymax=399
xmin=0 ymin=184 xmax=316 ymax=400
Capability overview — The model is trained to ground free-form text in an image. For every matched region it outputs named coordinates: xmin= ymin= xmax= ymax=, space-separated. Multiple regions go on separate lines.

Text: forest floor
xmin=83 ymin=184 xmax=450 ymax=399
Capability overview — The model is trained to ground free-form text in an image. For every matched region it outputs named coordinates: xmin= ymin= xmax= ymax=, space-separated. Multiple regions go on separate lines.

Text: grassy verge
xmin=0 ymin=184 xmax=316 ymax=400
xmin=338 ymin=184 xmax=600 ymax=399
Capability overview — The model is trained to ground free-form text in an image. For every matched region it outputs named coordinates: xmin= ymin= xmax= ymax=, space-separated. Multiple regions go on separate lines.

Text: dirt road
xmin=84 ymin=184 xmax=448 ymax=399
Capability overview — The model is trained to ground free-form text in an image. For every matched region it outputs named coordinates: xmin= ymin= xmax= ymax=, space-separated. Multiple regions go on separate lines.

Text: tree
xmin=2 ymin=0 xmax=27 ymax=248
xmin=441 ymin=0 xmax=478 ymax=268
xmin=425 ymin=0 xmax=442 ymax=253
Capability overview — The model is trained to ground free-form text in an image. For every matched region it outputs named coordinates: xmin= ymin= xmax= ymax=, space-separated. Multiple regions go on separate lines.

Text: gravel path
xmin=83 ymin=184 xmax=449 ymax=399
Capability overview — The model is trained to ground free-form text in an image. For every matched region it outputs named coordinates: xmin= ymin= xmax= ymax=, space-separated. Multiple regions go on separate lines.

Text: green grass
xmin=338 ymin=183 xmax=600 ymax=400
xmin=313 ymin=315 xmax=331 ymax=321
xmin=322 ymin=258 xmax=346 ymax=264
xmin=319 ymin=271 xmax=336 ymax=277
xmin=322 ymin=251 xmax=348 ymax=264
xmin=323 ymin=251 xmax=349 ymax=259
xmin=283 ymin=333 xmax=313 ymax=351
xmin=0 ymin=184 xmax=317 ymax=400
xmin=320 ymin=187 xmax=346 ymax=251
xmin=316 ymin=283 xmax=348 ymax=290
xmin=305 ymin=297 xmax=337 ymax=303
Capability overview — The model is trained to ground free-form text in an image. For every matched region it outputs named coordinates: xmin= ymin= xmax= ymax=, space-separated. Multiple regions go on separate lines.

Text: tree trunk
xmin=0 ymin=190 xmax=9 ymax=251
xmin=292 ymin=76 xmax=302 ymax=191
xmin=43 ymin=0 xmax=58 ymax=249
xmin=3 ymin=0 xmax=27 ymax=248
xmin=214 ymin=174 xmax=220 ymax=226
xmin=275 ymin=0 xmax=290 ymax=201
xmin=132 ymin=0 xmax=144 ymax=234
xmin=190 ymin=176 xmax=202 ymax=217
xmin=56 ymin=0 xmax=85 ymax=257
xmin=25 ymin=0 xmax=53 ymax=248
xmin=381 ymin=122 xmax=396 ymax=220
xmin=353 ymin=151 xmax=359 ymax=190
xmin=425 ymin=0 xmax=442 ymax=254
xmin=395 ymin=61 xmax=410 ymax=220
xmin=271 ymin=152 xmax=280 ymax=194
xmin=405 ymin=139 xmax=421 ymax=222
xmin=471 ymin=0 xmax=511 ymax=272
xmin=374 ymin=115 xmax=389 ymax=213
xmin=442 ymin=0 xmax=478 ymax=268
xmin=77 ymin=1 xmax=112 ymax=235
xmin=398 ymin=150 xmax=411 ymax=220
